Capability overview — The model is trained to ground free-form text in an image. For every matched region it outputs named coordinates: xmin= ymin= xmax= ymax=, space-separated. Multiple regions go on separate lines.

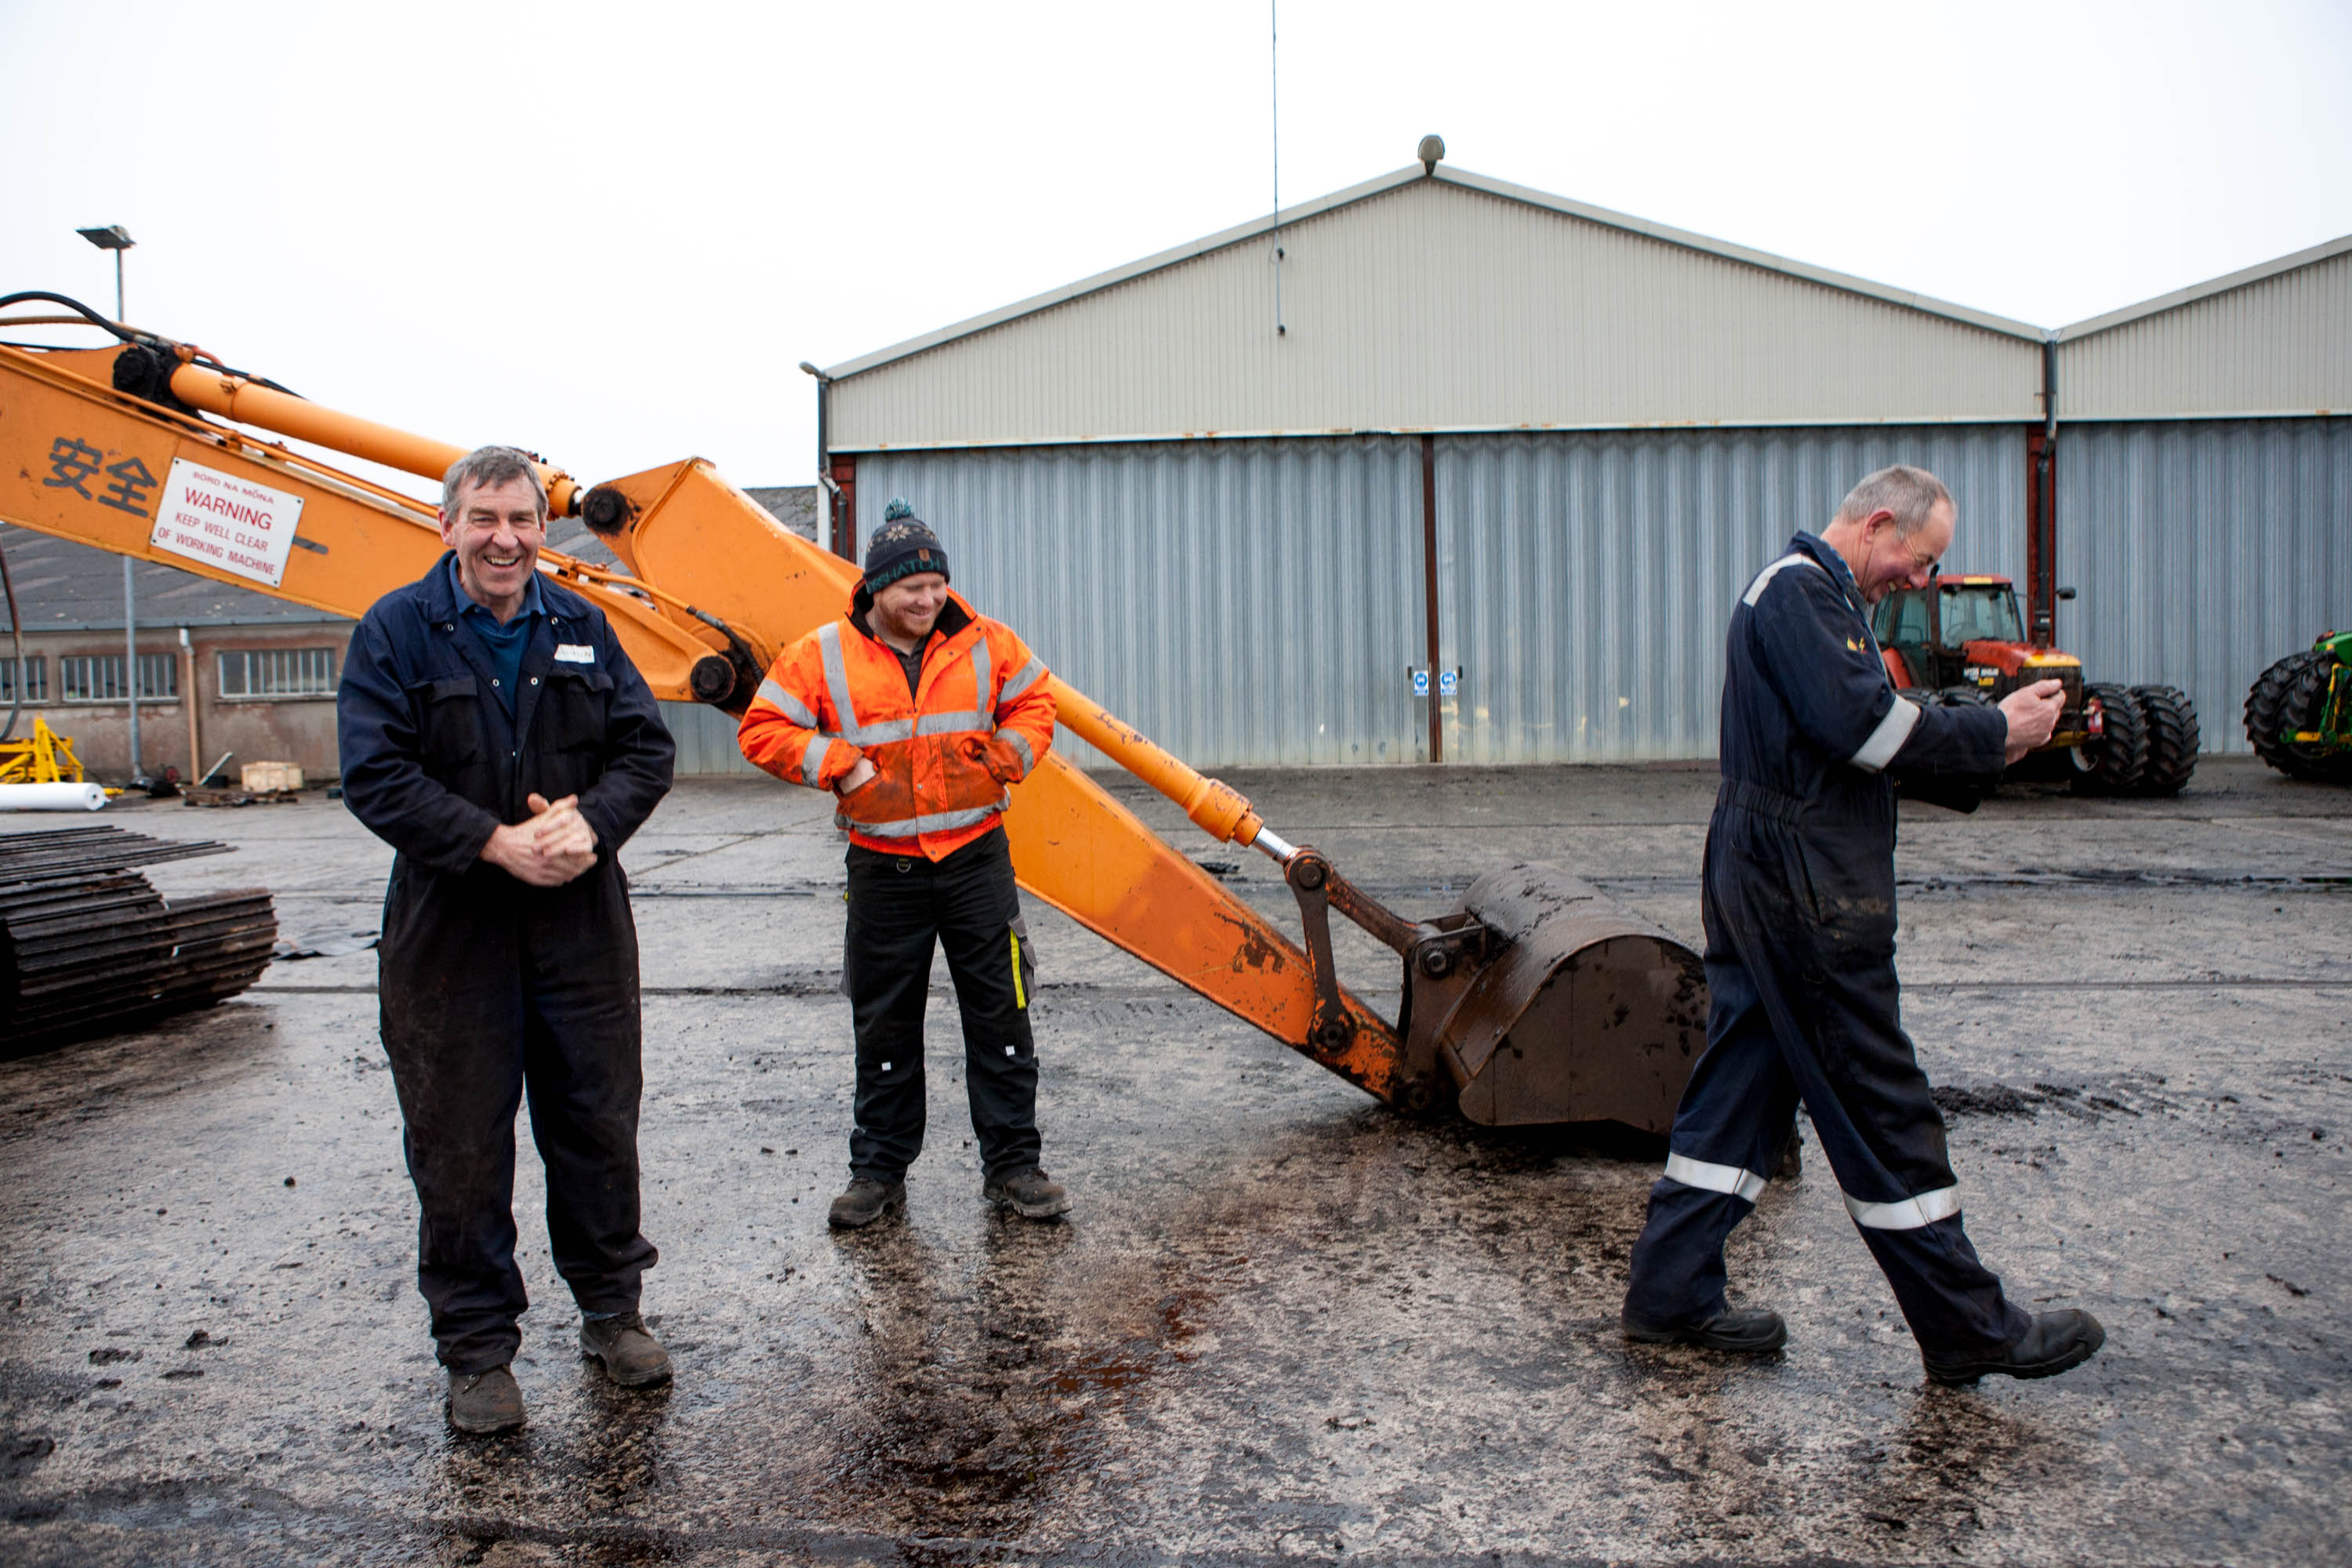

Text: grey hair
xmin=441 ymin=445 xmax=548 ymax=519
xmin=1833 ymin=464 xmax=1951 ymax=535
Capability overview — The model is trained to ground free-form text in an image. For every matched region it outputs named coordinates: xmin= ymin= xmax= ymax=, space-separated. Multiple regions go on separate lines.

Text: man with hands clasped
xmin=338 ymin=446 xmax=676 ymax=1434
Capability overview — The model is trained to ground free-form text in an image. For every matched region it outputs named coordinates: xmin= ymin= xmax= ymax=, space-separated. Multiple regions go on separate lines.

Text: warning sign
xmin=148 ymin=459 xmax=306 ymax=588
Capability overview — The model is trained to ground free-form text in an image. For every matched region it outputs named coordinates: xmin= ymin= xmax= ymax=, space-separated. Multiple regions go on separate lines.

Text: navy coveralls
xmin=338 ymin=555 xmax=674 ymax=1373
xmin=1623 ymin=532 xmax=2032 ymax=1359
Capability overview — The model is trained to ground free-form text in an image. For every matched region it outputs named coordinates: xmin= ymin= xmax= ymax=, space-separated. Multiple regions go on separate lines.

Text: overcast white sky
xmin=5 ymin=1 xmax=2348 ymax=499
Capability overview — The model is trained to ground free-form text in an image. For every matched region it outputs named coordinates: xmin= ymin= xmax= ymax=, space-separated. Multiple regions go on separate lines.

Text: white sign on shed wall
xmin=147 ymin=458 xmax=306 ymax=587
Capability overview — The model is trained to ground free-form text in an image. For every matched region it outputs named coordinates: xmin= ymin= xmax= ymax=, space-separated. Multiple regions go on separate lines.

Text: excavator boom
xmin=0 ymin=304 xmax=1703 ymax=1129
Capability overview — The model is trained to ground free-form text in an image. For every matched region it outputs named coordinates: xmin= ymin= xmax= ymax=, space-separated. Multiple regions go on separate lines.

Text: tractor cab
xmin=1871 ymin=575 xmax=2089 ymax=746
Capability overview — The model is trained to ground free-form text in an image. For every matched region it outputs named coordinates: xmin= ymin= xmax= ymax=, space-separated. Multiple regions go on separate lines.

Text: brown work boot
xmin=447 ymin=1365 xmax=524 ymax=1434
xmin=579 ymin=1311 xmax=673 ymax=1388
xmin=983 ymin=1167 xmax=1072 ymax=1220
xmin=829 ymin=1176 xmax=906 ymax=1229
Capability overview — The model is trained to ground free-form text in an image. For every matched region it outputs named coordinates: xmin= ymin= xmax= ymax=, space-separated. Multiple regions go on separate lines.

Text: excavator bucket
xmin=1409 ymin=863 xmax=1708 ymax=1131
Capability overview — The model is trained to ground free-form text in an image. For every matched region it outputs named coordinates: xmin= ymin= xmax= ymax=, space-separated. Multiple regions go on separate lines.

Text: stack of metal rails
xmin=0 ymin=826 xmax=277 ymax=1054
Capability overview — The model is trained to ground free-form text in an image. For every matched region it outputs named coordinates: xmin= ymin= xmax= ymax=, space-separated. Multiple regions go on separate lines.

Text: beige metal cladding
xmin=826 ymin=169 xmax=2045 ymax=451
xmin=2056 ymin=237 xmax=2352 ymax=419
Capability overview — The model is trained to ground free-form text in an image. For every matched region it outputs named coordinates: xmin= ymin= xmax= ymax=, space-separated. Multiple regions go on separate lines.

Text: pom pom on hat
xmin=863 ymin=501 xmax=949 ymax=590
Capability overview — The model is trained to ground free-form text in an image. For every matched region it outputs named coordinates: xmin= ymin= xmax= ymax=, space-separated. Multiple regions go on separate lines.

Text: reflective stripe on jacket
xmin=736 ymin=586 xmax=1056 ymax=860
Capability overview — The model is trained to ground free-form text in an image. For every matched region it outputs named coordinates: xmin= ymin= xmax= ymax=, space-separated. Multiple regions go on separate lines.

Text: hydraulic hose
xmin=1 ymin=534 xmax=24 ymax=742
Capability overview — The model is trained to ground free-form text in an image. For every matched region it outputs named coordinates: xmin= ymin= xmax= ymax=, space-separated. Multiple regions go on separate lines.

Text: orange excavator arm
xmin=0 ymin=307 xmax=1406 ymax=1105
xmin=1 ymin=299 xmax=1706 ymax=1131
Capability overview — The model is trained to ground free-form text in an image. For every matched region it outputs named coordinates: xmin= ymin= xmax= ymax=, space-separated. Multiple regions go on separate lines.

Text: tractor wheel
xmin=1934 ymin=684 xmax=1994 ymax=708
xmin=2069 ymin=682 xmax=2148 ymax=794
xmin=2244 ymin=649 xmax=2344 ymax=781
xmin=2130 ymin=685 xmax=2200 ymax=796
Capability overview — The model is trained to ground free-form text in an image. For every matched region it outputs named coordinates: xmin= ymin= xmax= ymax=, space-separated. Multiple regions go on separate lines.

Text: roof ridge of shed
xmin=819 ymin=163 xmax=2052 ymax=383
xmin=2054 ymin=231 xmax=2352 ymax=343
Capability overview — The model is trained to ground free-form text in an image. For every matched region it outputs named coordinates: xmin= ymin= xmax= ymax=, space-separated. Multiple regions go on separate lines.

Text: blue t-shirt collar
xmin=445 ymin=552 xmax=545 ymax=626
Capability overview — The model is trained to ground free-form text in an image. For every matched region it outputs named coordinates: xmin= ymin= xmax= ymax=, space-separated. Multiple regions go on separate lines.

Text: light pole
xmin=79 ymin=224 xmax=143 ymax=782
xmin=76 ymin=224 xmax=135 ymax=321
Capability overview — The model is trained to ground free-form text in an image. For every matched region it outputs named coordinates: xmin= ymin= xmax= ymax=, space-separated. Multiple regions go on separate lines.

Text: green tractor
xmin=2245 ymin=631 xmax=2352 ymax=783
xmin=1869 ymin=573 xmax=2199 ymax=797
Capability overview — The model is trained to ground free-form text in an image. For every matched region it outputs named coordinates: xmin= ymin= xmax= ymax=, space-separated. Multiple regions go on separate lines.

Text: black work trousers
xmin=844 ymin=826 xmax=1040 ymax=1184
xmin=379 ymin=859 xmax=657 ymax=1374
xmin=1624 ymin=787 xmax=2031 ymax=1359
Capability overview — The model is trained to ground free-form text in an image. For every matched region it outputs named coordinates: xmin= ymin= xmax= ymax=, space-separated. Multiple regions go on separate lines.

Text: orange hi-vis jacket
xmin=737 ymin=587 xmax=1056 ymax=861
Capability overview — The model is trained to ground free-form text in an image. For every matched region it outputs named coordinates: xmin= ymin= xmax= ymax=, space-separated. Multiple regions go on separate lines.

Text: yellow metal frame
xmin=0 ymin=716 xmax=86 ymax=785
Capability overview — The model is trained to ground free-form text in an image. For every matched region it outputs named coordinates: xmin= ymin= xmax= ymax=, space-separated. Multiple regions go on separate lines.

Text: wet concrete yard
xmin=2 ymin=759 xmax=2347 ymax=1565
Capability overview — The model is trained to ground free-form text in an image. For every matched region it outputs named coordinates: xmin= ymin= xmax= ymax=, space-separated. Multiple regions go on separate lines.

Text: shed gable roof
xmin=824 ymin=164 xmax=2049 ymax=451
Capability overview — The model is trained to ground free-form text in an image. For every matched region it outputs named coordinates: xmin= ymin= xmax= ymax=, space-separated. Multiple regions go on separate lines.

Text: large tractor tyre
xmin=2244 ymin=649 xmax=2346 ymax=782
xmin=2130 ymin=684 xmax=2200 ymax=797
xmin=2069 ymin=682 xmax=2149 ymax=795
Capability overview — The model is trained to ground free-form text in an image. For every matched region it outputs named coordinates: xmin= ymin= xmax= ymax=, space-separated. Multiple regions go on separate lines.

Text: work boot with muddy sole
xmin=1622 ymin=1306 xmax=1788 ymax=1354
xmin=828 ymin=1176 xmax=906 ymax=1229
xmin=579 ymin=1311 xmax=673 ymax=1388
xmin=982 ymin=1167 xmax=1071 ymax=1220
xmin=1923 ymin=1308 xmax=2105 ymax=1386
xmin=447 ymin=1365 xmax=524 ymax=1435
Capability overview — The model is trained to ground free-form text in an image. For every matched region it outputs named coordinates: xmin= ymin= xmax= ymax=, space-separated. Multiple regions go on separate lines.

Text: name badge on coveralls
xmin=554 ymin=644 xmax=595 ymax=663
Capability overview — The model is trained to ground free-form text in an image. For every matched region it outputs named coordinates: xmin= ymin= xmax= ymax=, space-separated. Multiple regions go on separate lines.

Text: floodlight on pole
xmin=76 ymin=224 xmax=136 ymax=321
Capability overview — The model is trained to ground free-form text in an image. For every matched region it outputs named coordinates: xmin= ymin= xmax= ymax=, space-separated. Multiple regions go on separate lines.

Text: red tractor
xmin=1869 ymin=574 xmax=2198 ymax=796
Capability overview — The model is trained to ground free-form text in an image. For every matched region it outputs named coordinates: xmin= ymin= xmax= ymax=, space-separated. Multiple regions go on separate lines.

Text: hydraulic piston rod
xmin=165 ymin=363 xmax=581 ymax=516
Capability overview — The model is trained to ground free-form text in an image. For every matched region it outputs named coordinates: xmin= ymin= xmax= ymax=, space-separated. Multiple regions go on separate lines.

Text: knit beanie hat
xmin=863 ymin=499 xmax=950 ymax=591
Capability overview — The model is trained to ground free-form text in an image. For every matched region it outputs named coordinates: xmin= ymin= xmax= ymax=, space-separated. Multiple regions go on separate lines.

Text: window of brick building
xmin=217 ymin=647 xmax=336 ymax=699
xmin=59 ymin=653 xmax=176 ymax=703
xmin=0 ymin=655 xmax=45 ymax=703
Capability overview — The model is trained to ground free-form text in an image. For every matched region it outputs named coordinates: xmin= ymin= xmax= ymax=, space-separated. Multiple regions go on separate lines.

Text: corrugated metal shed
xmin=858 ymin=424 xmax=2027 ymax=768
xmin=828 ymin=167 xmax=2045 ymax=451
xmin=858 ymin=438 xmax=1425 ymax=769
xmin=2056 ymin=236 xmax=2352 ymax=420
xmin=2057 ymin=417 xmax=2352 ymax=754
xmin=1438 ymin=424 xmax=2027 ymax=763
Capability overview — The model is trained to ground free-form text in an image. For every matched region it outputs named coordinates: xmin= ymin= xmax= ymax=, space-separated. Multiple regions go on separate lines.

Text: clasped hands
xmin=481 ymin=791 xmax=598 ymax=887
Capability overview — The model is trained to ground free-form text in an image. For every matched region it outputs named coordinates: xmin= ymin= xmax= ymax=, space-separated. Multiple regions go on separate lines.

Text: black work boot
xmin=828 ymin=1175 xmax=906 ymax=1229
xmin=982 ymin=1167 xmax=1071 ymax=1219
xmin=1923 ymin=1308 xmax=2105 ymax=1385
xmin=579 ymin=1311 xmax=673 ymax=1388
xmin=1622 ymin=1306 xmax=1788 ymax=1354
xmin=447 ymin=1365 xmax=524 ymax=1435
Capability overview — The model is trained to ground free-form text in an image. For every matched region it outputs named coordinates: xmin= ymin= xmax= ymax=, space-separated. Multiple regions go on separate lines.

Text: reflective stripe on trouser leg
xmin=1664 ymin=1152 xmax=1767 ymax=1203
xmin=1624 ymin=951 xmax=1799 ymax=1328
xmin=1845 ymin=1185 xmax=1962 ymax=1229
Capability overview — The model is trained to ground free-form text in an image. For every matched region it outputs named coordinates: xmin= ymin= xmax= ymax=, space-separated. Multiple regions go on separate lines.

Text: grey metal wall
xmin=660 ymin=700 xmax=763 ymax=776
xmin=1434 ymin=425 xmax=2029 ymax=763
xmin=858 ymin=438 xmax=1427 ymax=769
xmin=2057 ymin=417 xmax=2352 ymax=754
xmin=2058 ymin=243 xmax=2352 ymax=419
xmin=844 ymin=427 xmax=2029 ymax=771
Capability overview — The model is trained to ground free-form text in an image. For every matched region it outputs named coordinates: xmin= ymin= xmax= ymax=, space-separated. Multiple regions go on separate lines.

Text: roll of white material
xmin=0 ymin=782 xmax=108 ymax=811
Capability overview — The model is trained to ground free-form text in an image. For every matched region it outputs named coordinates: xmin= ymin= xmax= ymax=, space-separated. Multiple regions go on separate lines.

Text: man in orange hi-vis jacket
xmin=739 ymin=500 xmax=1064 ymax=1229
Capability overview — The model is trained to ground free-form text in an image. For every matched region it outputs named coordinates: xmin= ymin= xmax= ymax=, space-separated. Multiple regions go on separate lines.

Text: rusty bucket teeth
xmin=1410 ymin=862 xmax=1708 ymax=1132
